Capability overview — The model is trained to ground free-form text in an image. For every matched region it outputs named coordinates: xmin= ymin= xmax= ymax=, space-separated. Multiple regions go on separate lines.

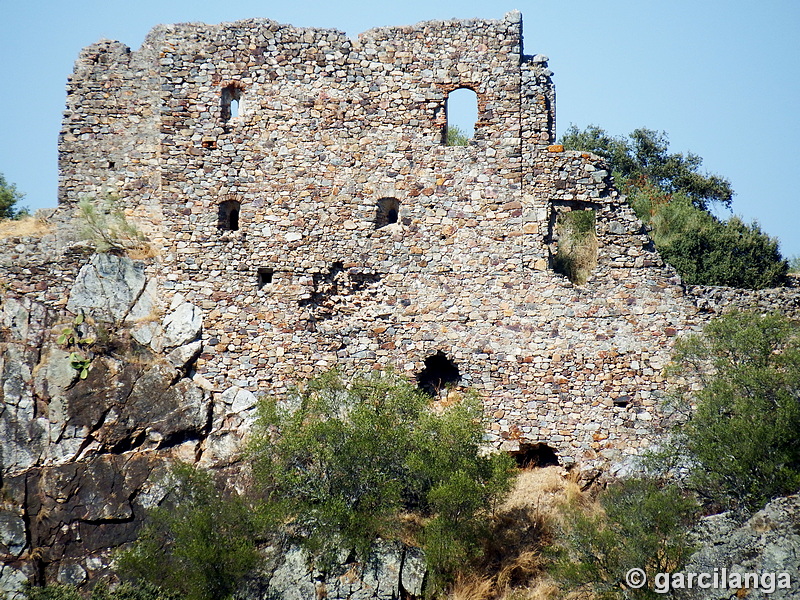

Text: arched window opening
xmin=218 ymin=200 xmax=241 ymax=231
xmin=416 ymin=351 xmax=461 ymax=396
xmin=510 ymin=443 xmax=560 ymax=469
xmin=221 ymin=84 xmax=244 ymax=122
xmin=444 ymin=87 xmax=478 ymax=146
xmin=375 ymin=198 xmax=400 ymax=229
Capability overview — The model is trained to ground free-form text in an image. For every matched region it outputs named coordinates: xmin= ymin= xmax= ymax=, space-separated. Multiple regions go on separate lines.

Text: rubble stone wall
xmin=26 ymin=10 xmax=800 ymax=465
xmin=3 ymin=12 xmax=800 ymax=593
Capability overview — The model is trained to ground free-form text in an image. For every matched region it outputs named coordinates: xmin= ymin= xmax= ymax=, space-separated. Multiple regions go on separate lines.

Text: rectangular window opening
xmin=258 ymin=268 xmax=274 ymax=289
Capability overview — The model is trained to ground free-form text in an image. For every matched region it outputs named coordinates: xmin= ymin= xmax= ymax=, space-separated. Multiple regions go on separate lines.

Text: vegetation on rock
xmin=250 ymin=370 xmax=515 ymax=590
xmin=561 ymin=125 xmax=788 ymax=289
xmin=664 ymin=310 xmax=800 ymax=512
xmin=113 ymin=370 xmax=514 ymax=598
xmin=116 ymin=465 xmax=259 ymax=600
xmin=21 ymin=582 xmax=177 ymax=600
xmin=553 ymin=478 xmax=698 ymax=600
xmin=77 ymin=197 xmax=149 ymax=255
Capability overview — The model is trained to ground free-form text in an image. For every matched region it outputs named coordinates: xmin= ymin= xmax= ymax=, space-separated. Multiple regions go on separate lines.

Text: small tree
xmin=446 ymin=125 xmax=470 ymax=146
xmin=116 ymin=465 xmax=259 ymax=600
xmin=667 ymin=310 xmax=800 ymax=512
xmin=561 ymin=125 xmax=732 ymax=211
xmin=0 ymin=172 xmax=29 ymax=220
xmin=249 ymin=370 xmax=514 ymax=588
xmin=77 ymin=196 xmax=148 ymax=253
xmin=553 ymin=478 xmax=698 ymax=600
xmin=561 ymin=125 xmax=787 ymax=289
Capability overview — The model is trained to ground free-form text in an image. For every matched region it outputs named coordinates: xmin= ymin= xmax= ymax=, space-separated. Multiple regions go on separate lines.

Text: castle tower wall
xmin=51 ymin=13 xmax=716 ymax=464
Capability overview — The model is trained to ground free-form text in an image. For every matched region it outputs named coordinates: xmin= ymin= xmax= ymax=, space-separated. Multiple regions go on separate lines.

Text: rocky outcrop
xmin=0 ymin=253 xmax=217 ymax=597
xmin=674 ymin=494 xmax=800 ymax=600
xmin=242 ymin=541 xmax=426 ymax=600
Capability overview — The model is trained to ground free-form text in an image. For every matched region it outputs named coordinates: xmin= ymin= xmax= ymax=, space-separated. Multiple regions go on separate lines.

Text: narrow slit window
xmin=375 ymin=198 xmax=400 ymax=229
xmin=258 ymin=268 xmax=274 ymax=289
xmin=221 ymin=84 xmax=244 ymax=122
xmin=218 ymin=200 xmax=241 ymax=231
xmin=444 ymin=87 xmax=478 ymax=146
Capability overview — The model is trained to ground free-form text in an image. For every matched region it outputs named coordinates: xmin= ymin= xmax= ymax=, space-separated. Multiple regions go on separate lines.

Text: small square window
xmin=258 ymin=268 xmax=274 ymax=289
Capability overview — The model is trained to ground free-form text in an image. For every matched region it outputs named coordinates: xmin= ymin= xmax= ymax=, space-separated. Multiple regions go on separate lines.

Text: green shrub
xmin=249 ymin=370 xmax=515 ymax=589
xmin=553 ymin=478 xmax=698 ymax=600
xmin=561 ymin=125 xmax=788 ymax=289
xmin=627 ymin=186 xmax=787 ymax=289
xmin=446 ymin=125 xmax=469 ymax=146
xmin=21 ymin=582 xmax=176 ymax=600
xmin=116 ymin=465 xmax=259 ymax=600
xmin=20 ymin=583 xmax=81 ymax=600
xmin=667 ymin=310 xmax=800 ymax=511
xmin=0 ymin=172 xmax=28 ymax=220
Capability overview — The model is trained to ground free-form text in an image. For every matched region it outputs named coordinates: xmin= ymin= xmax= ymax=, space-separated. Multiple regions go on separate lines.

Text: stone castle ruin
xmin=56 ymin=10 xmax=683 ymax=462
xmin=2 ymin=11 xmax=800 ymax=590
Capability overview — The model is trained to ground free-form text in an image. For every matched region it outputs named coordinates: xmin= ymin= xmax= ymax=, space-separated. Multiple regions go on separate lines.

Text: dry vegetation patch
xmin=0 ymin=215 xmax=51 ymax=239
xmin=447 ymin=466 xmax=601 ymax=600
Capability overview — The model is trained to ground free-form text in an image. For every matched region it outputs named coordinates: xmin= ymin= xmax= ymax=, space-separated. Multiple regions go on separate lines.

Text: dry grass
xmin=437 ymin=467 xmax=580 ymax=599
xmin=553 ymin=209 xmax=598 ymax=285
xmin=125 ymin=242 xmax=160 ymax=260
xmin=450 ymin=573 xmax=494 ymax=600
xmin=443 ymin=466 xmax=602 ymax=600
xmin=0 ymin=215 xmax=51 ymax=239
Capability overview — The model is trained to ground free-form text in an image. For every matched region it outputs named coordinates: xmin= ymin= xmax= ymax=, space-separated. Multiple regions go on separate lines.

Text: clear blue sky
xmin=2 ymin=0 xmax=798 ymax=257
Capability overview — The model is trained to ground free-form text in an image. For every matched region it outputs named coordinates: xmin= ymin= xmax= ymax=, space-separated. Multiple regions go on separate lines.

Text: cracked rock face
xmin=66 ymin=254 xmax=153 ymax=323
xmin=0 ymin=254 xmax=220 ymax=594
xmin=674 ymin=494 xmax=800 ymax=600
xmin=243 ymin=541 xmax=426 ymax=600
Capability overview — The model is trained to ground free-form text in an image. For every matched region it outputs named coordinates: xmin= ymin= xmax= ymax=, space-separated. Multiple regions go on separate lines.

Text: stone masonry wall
xmin=30 ymin=11 xmax=800 ymax=465
xmin=0 ymin=11 xmax=796 ymax=476
xmin=4 ymin=12 xmax=800 ymax=591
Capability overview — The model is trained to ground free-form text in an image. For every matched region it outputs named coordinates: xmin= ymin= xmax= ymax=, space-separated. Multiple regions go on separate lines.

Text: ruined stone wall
xmin=5 ymin=11 xmax=800 ymax=592
xmin=14 ymin=9 xmax=799 ymax=471
xmin=44 ymin=11 xmax=742 ymax=466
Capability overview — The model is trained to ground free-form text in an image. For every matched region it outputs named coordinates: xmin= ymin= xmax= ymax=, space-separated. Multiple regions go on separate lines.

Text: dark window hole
xmin=218 ymin=199 xmax=240 ymax=231
xmin=375 ymin=197 xmax=400 ymax=229
xmin=416 ymin=351 xmax=461 ymax=396
xmin=613 ymin=395 xmax=631 ymax=408
xmin=510 ymin=443 xmax=560 ymax=469
xmin=258 ymin=268 xmax=274 ymax=288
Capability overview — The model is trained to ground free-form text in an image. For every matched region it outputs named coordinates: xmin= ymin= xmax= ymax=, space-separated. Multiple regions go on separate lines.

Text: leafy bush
xmin=561 ymin=125 xmax=787 ymax=289
xmin=667 ymin=310 xmax=800 ymax=511
xmin=561 ymin=125 xmax=732 ymax=211
xmin=116 ymin=465 xmax=259 ymax=600
xmin=446 ymin=125 xmax=470 ymax=146
xmin=20 ymin=583 xmax=81 ymax=600
xmin=632 ymin=189 xmax=787 ymax=289
xmin=249 ymin=370 xmax=515 ymax=588
xmin=0 ymin=172 xmax=28 ymax=220
xmin=21 ymin=582 xmax=176 ymax=600
xmin=553 ymin=478 xmax=698 ymax=600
